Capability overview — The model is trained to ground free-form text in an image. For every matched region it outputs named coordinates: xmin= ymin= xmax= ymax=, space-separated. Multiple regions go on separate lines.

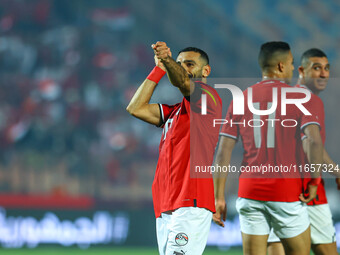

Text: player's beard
xmin=188 ymin=69 xmax=203 ymax=79
xmin=305 ymin=78 xmax=327 ymax=93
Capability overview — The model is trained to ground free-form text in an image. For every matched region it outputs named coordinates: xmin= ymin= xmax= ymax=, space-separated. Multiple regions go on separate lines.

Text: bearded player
xmin=127 ymin=42 xmax=221 ymax=255
xmin=267 ymin=49 xmax=340 ymax=255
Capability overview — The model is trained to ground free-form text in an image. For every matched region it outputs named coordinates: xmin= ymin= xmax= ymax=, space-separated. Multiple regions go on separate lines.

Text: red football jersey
xmin=220 ymin=80 xmax=323 ymax=202
xmin=297 ymin=84 xmax=327 ymax=206
xmin=152 ymin=81 xmax=222 ymax=218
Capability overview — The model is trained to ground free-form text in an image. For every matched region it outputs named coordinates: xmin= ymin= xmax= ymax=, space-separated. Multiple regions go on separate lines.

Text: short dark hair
xmin=178 ymin=47 xmax=209 ymax=65
xmin=258 ymin=41 xmax=290 ymax=70
xmin=301 ymin=48 xmax=327 ymax=67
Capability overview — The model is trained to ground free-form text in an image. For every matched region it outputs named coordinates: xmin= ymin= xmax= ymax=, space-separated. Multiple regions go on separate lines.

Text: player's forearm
xmin=213 ymin=137 xmax=235 ymax=200
xmin=161 ymin=56 xmax=191 ymax=95
xmin=323 ymin=149 xmax=340 ymax=177
xmin=214 ymin=176 xmax=227 ymax=200
xmin=307 ymin=137 xmax=323 ymax=178
xmin=304 ymin=125 xmax=323 ymax=179
xmin=213 ymin=155 xmax=228 ymax=200
xmin=126 ymin=79 xmax=157 ymax=116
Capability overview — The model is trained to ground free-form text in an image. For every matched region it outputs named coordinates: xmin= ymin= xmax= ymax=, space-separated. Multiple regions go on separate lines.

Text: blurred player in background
xmin=127 ymin=42 xmax=221 ymax=255
xmin=213 ymin=42 xmax=324 ymax=255
xmin=267 ymin=49 xmax=340 ymax=255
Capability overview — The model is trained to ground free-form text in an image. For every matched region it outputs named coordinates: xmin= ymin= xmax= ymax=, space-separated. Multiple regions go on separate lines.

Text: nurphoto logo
xmin=201 ymin=84 xmax=312 ymax=116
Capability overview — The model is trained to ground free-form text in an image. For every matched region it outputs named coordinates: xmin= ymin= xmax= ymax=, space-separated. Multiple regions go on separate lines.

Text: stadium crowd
xmin=0 ymin=0 xmax=339 ymax=212
xmin=0 ymin=0 xmax=161 ymax=200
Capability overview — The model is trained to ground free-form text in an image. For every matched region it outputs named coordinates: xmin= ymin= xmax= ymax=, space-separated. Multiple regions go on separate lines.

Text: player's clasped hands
xmin=151 ymin=41 xmax=172 ymax=61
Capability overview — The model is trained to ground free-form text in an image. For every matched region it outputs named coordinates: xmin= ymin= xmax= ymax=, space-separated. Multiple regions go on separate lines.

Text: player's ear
xmin=278 ymin=62 xmax=284 ymax=73
xmin=298 ymin=66 xmax=304 ymax=77
xmin=202 ymin=64 xmax=211 ymax=78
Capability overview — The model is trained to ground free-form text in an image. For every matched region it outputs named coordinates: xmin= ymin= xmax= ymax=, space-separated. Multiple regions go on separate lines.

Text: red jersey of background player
xmin=296 ymin=84 xmax=327 ymax=205
xmin=152 ymin=81 xmax=222 ymax=218
xmin=220 ymin=79 xmax=324 ymax=202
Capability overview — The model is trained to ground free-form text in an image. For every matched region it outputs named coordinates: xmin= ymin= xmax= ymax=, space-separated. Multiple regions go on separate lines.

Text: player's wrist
xmin=160 ymin=56 xmax=171 ymax=64
xmin=147 ymin=66 xmax=166 ymax=84
xmin=309 ymin=176 xmax=322 ymax=186
xmin=156 ymin=64 xmax=166 ymax=72
xmin=215 ymin=194 xmax=225 ymax=201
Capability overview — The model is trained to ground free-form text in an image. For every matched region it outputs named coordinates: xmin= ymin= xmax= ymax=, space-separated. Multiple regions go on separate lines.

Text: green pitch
xmin=0 ymin=247 xmax=328 ymax=254
xmin=0 ymin=247 xmax=243 ymax=255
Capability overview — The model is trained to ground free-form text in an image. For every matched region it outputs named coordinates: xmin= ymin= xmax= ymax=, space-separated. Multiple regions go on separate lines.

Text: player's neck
xmin=262 ymin=74 xmax=285 ymax=82
xmin=307 ymin=88 xmax=320 ymax=95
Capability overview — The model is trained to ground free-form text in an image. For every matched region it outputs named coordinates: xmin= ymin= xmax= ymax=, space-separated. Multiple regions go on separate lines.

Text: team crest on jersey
xmin=175 ymin=233 xmax=188 ymax=246
xmin=173 ymin=251 xmax=186 ymax=255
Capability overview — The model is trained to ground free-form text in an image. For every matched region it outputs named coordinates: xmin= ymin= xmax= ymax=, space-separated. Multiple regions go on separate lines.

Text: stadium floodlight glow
xmin=201 ymin=84 xmax=312 ymax=116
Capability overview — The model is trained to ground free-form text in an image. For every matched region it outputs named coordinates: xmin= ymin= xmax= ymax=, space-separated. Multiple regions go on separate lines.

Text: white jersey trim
xmin=159 ymin=103 xmax=165 ymax=123
xmin=219 ymin=132 xmax=238 ymax=140
xmin=301 ymin=121 xmax=321 ymax=131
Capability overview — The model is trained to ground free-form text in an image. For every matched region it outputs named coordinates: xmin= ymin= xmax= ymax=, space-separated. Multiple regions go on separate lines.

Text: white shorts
xmin=236 ymin=197 xmax=310 ymax=239
xmin=268 ymin=204 xmax=336 ymax=244
xmin=156 ymin=207 xmax=212 ymax=255
xmin=267 ymin=228 xmax=281 ymax=243
xmin=309 ymin=204 xmax=336 ymax=244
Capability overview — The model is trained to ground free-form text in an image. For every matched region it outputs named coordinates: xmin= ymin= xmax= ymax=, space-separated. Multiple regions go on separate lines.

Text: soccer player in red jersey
xmin=127 ymin=41 xmax=221 ymax=255
xmin=212 ymin=42 xmax=324 ymax=255
xmin=267 ymin=49 xmax=340 ymax=255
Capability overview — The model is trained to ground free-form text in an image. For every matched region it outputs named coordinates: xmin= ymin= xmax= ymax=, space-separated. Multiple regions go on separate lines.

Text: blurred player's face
xmin=176 ymin=52 xmax=209 ymax=79
xmin=283 ymin=51 xmax=294 ymax=84
xmin=301 ymin=57 xmax=329 ymax=94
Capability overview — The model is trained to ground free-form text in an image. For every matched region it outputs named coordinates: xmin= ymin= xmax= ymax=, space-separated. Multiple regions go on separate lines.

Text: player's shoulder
xmin=258 ymin=79 xmax=289 ymax=86
xmin=245 ymin=80 xmax=289 ymax=96
xmin=249 ymin=79 xmax=289 ymax=90
xmin=295 ymin=84 xmax=324 ymax=106
xmin=195 ymin=81 xmax=216 ymax=93
xmin=310 ymin=93 xmax=324 ymax=111
xmin=194 ymin=81 xmax=222 ymax=103
xmin=310 ymin=92 xmax=323 ymax=104
xmin=160 ymin=102 xmax=181 ymax=111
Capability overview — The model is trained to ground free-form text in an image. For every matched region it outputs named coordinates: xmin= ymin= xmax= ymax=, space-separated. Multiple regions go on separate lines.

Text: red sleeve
xmin=185 ymin=81 xmax=222 ymax=115
xmin=219 ymin=101 xmax=239 ymax=140
xmin=301 ymin=95 xmax=324 ymax=133
xmin=158 ymin=103 xmax=178 ymax=126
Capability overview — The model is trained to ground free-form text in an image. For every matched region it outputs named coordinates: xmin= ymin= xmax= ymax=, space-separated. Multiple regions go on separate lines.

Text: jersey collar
xmin=296 ymin=84 xmax=312 ymax=92
xmin=257 ymin=79 xmax=286 ymax=85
